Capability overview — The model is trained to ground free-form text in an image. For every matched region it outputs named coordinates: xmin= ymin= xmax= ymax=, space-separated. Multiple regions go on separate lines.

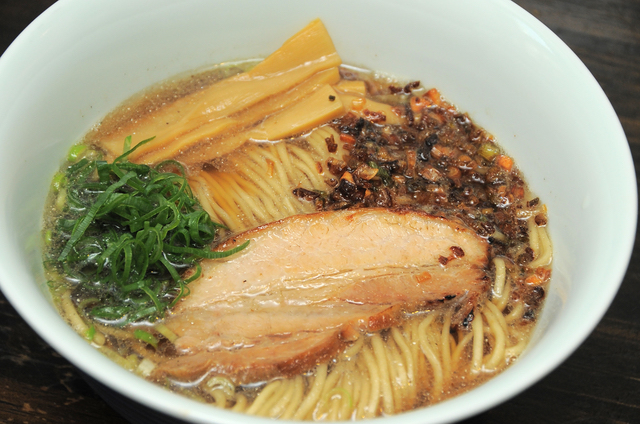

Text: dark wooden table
xmin=1 ymin=1 xmax=639 ymax=423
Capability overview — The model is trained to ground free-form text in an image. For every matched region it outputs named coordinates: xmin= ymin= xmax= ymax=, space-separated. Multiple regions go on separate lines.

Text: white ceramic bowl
xmin=0 ymin=0 xmax=636 ymax=423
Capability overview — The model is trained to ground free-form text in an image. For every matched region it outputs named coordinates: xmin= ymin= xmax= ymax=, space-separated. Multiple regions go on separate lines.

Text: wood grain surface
xmin=1 ymin=1 xmax=639 ymax=423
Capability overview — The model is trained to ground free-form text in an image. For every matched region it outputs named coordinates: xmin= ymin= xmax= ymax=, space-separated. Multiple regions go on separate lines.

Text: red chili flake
xmin=292 ymin=188 xmax=321 ymax=201
xmin=512 ymin=186 xmax=525 ymax=199
xmin=325 ymin=178 xmax=338 ymax=187
xmin=517 ymin=247 xmax=534 ymax=266
xmin=527 ymin=197 xmax=540 ymax=207
xmin=534 ymin=214 xmax=548 ymax=226
xmin=403 ymin=80 xmax=420 ymax=93
xmin=535 ymin=267 xmax=552 ymax=281
xmin=450 ymin=246 xmax=465 ymax=258
xmin=340 ymin=133 xmax=356 ymax=144
xmin=362 ymin=109 xmax=386 ymax=124
xmin=325 ymin=135 xmax=338 ymax=153
xmin=327 ymin=157 xmax=347 ymax=176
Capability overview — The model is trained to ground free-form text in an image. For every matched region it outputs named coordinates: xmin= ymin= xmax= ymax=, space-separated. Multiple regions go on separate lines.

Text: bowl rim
xmin=0 ymin=0 xmax=636 ymax=423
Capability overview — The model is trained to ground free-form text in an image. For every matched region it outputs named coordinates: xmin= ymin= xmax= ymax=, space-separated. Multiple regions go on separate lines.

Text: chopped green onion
xmin=85 ymin=324 xmax=96 ymax=342
xmin=134 ymin=329 xmax=159 ymax=349
xmin=154 ymin=323 xmax=178 ymax=343
xmin=51 ymin=172 xmax=66 ymax=192
xmin=55 ymin=190 xmax=67 ymax=211
xmin=47 ymin=136 xmax=248 ymax=324
xmin=368 ymin=161 xmax=391 ymax=185
xmin=44 ymin=229 xmax=53 ymax=246
xmin=478 ymin=142 xmax=500 ymax=161
xmin=67 ymin=144 xmax=88 ymax=162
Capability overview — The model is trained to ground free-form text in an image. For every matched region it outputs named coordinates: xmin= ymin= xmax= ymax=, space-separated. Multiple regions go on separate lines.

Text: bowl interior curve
xmin=0 ymin=0 xmax=635 ymax=423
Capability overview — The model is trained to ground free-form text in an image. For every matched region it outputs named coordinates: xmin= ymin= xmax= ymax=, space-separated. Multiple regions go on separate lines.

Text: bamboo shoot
xmin=95 ymin=19 xmax=342 ymax=164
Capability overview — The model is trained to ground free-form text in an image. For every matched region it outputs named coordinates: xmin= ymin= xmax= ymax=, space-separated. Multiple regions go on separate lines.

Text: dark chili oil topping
xmin=323 ymin=111 xmax=528 ymax=248
xmin=293 ymin=81 xmax=549 ymax=320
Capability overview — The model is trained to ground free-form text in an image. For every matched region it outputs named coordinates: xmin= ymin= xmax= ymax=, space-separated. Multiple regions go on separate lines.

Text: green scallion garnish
xmin=49 ymin=136 xmax=248 ymax=324
xmin=134 ymin=329 xmax=159 ymax=349
xmin=85 ymin=324 xmax=96 ymax=342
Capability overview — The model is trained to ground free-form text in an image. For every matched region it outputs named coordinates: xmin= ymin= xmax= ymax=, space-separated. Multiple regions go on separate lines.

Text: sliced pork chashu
xmin=154 ymin=208 xmax=490 ymax=384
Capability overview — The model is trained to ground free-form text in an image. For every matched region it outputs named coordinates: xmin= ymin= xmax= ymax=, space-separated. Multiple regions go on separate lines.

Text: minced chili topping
xmin=294 ymin=75 xmax=549 ymax=319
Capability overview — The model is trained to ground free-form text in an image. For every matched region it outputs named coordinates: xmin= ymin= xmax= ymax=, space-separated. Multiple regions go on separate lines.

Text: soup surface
xmin=42 ymin=19 xmax=552 ymax=420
